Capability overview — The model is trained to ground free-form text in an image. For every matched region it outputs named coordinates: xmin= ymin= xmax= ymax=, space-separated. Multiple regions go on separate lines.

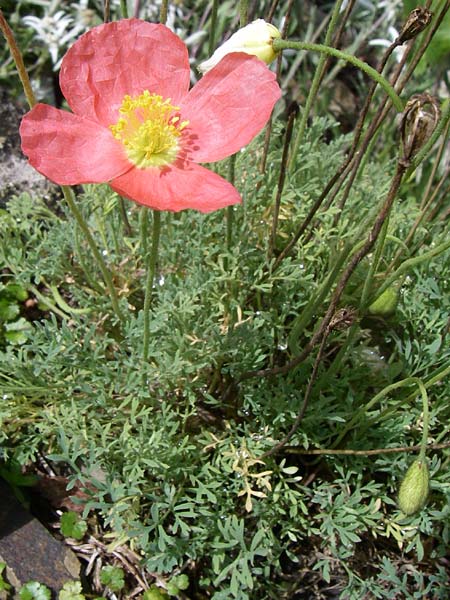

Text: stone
xmin=0 ymin=478 xmax=80 ymax=595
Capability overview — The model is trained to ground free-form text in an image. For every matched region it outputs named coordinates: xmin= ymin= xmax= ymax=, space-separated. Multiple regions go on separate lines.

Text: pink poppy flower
xmin=20 ymin=18 xmax=281 ymax=213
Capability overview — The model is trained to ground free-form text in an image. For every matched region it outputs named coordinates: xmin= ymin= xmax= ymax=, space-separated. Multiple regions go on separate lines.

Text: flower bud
xmin=368 ymin=283 xmax=401 ymax=317
xmin=398 ymin=7 xmax=433 ymax=44
xmin=198 ymin=19 xmax=281 ymax=74
xmin=398 ymin=459 xmax=430 ymax=516
xmin=400 ymin=93 xmax=440 ymax=161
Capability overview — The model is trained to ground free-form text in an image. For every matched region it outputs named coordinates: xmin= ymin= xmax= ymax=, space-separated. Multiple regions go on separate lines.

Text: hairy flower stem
xmin=239 ymin=0 xmax=248 ymax=25
xmin=103 ymin=0 xmax=110 ymax=22
xmin=262 ymin=332 xmax=329 ymax=458
xmin=120 ymin=0 xmax=128 ymax=18
xmin=331 ymin=378 xmax=429 ymax=452
xmin=142 ymin=210 xmax=161 ymax=362
xmin=268 ymin=102 xmax=298 ymax=260
xmin=208 ymin=0 xmax=219 ymax=55
xmin=272 ymin=40 xmax=403 ymax=111
xmin=373 ymin=238 xmax=450 ymax=307
xmin=160 ymin=0 xmax=169 ymax=24
xmin=259 ymin=0 xmax=294 ymax=175
xmin=1 ymin=11 xmax=123 ymax=321
xmin=226 ymin=159 xmax=235 ymax=255
xmin=372 ymin=361 xmax=450 ymax=430
xmin=0 ymin=10 xmax=36 ymax=109
xmin=62 ymin=186 xmax=124 ymax=321
xmin=224 ymin=0 xmax=249 ymax=265
xmin=288 ymin=0 xmax=344 ymax=170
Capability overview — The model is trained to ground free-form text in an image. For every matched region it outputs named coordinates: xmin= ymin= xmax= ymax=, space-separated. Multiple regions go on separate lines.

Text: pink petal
xmin=110 ymin=161 xmax=241 ymax=213
xmin=180 ymin=53 xmax=281 ymax=163
xmin=60 ymin=19 xmax=190 ymax=128
xmin=20 ymin=104 xmax=132 ymax=185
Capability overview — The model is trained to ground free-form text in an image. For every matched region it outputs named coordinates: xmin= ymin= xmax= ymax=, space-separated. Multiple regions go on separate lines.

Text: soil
xmin=0 ymin=90 xmax=55 ymax=207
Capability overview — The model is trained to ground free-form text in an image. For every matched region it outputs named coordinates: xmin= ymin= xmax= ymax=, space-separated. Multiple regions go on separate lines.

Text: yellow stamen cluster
xmin=110 ymin=90 xmax=189 ymax=169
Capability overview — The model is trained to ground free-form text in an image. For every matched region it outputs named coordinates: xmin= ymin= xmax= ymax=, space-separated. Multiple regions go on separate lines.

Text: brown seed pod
xmin=398 ymin=7 xmax=433 ymax=44
xmin=400 ymin=93 xmax=441 ymax=162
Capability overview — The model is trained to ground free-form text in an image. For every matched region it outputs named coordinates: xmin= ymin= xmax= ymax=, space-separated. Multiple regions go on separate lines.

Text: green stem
xmin=239 ymin=0 xmax=248 ymax=26
xmin=289 ymin=0 xmax=344 ymax=169
xmin=142 ymin=210 xmax=161 ymax=362
xmin=226 ymin=157 xmax=236 ymax=254
xmin=374 ymin=237 xmax=450 ymax=304
xmin=418 ymin=380 xmax=429 ymax=461
xmin=62 ymin=186 xmax=124 ymax=322
xmin=371 ymin=360 xmax=450 ymax=429
xmin=74 ymin=227 xmax=104 ymax=294
xmin=120 ymin=0 xmax=128 ymax=18
xmin=360 ymin=213 xmax=390 ymax=309
xmin=0 ymin=10 xmax=36 ymax=108
xmin=272 ymin=39 xmax=404 ymax=113
xmin=288 ymin=237 xmax=365 ymax=353
xmin=332 ymin=377 xmax=427 ymax=449
xmin=139 ymin=208 xmax=149 ymax=260
xmin=208 ymin=0 xmax=219 ymax=55
xmin=160 ymin=0 xmax=168 ymax=24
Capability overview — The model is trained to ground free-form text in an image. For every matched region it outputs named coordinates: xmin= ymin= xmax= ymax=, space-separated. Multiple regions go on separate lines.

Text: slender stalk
xmin=103 ymin=0 xmax=110 ymax=22
xmin=370 ymin=360 xmax=450 ymax=429
xmin=288 ymin=0 xmax=344 ymax=169
xmin=62 ymin=186 xmax=124 ymax=321
xmin=120 ymin=0 xmax=128 ymax=18
xmin=268 ymin=102 xmax=298 ymax=259
xmin=387 ymin=169 xmax=449 ymax=276
xmin=420 ymin=119 xmax=450 ymax=210
xmin=418 ymin=381 xmax=430 ymax=461
xmin=272 ymin=39 xmax=404 ymax=113
xmin=139 ymin=208 xmax=149 ymax=259
xmin=331 ymin=377 xmax=427 ymax=448
xmin=372 ymin=237 xmax=450 ymax=305
xmin=239 ymin=0 xmax=248 ymax=26
xmin=284 ymin=441 xmax=450 ymax=457
xmin=223 ymin=0 xmax=249 ymax=255
xmin=262 ymin=331 xmax=329 ymax=459
xmin=208 ymin=0 xmax=219 ymax=55
xmin=0 ymin=10 xmax=36 ymax=108
xmin=259 ymin=0 xmax=295 ymax=175
xmin=360 ymin=214 xmax=390 ymax=309
xmin=142 ymin=211 xmax=161 ymax=362
xmin=117 ymin=195 xmax=132 ymax=236
xmin=226 ymin=158 xmax=236 ymax=254
xmin=160 ymin=0 xmax=169 ymax=24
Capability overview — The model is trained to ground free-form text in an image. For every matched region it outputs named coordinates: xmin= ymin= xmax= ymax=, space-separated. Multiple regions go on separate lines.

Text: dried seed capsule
xmin=400 ymin=94 xmax=440 ymax=161
xmin=398 ymin=459 xmax=430 ymax=516
xmin=398 ymin=7 xmax=433 ymax=44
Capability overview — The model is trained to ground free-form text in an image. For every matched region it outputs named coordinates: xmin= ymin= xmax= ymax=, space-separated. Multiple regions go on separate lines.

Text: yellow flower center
xmin=109 ymin=91 xmax=189 ymax=169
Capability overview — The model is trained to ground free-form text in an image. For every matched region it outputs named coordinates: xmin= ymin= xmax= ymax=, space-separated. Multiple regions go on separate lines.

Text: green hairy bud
xmin=398 ymin=459 xmax=430 ymax=516
xmin=368 ymin=284 xmax=400 ymax=317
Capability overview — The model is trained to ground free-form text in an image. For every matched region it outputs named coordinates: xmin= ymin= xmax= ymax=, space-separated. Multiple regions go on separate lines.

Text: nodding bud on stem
xmin=397 ymin=7 xmax=433 ymax=44
xmin=400 ymin=93 xmax=440 ymax=162
xmin=398 ymin=459 xmax=430 ymax=516
xmin=199 ymin=19 xmax=281 ymax=74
